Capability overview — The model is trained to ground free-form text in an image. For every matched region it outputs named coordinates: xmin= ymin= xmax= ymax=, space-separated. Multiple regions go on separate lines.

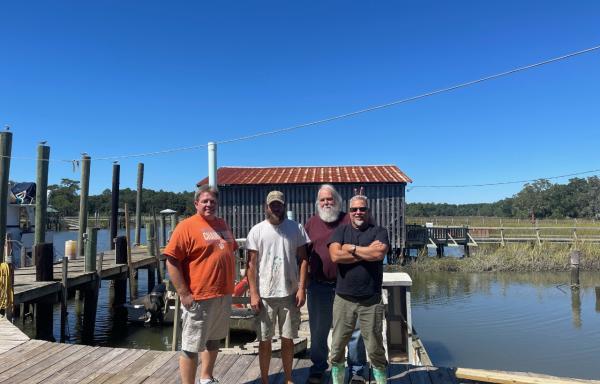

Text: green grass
xmin=397 ymin=242 xmax=600 ymax=273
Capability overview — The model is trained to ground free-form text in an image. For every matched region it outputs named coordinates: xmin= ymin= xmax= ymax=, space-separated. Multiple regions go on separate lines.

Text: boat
xmin=5 ymin=182 xmax=54 ymax=268
xmin=125 ymin=281 xmax=258 ymax=332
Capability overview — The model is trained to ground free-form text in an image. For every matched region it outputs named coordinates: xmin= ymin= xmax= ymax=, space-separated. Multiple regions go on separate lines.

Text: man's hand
xmin=296 ymin=288 xmax=306 ymax=308
xmin=370 ymin=240 xmax=387 ymax=251
xmin=180 ymin=292 xmax=194 ymax=310
xmin=250 ymin=292 xmax=261 ymax=313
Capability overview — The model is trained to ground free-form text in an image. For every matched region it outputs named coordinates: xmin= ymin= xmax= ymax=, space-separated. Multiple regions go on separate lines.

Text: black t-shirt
xmin=328 ymin=223 xmax=389 ymax=299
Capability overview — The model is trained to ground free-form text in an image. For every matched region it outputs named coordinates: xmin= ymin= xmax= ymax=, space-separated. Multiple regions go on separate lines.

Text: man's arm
xmin=165 ymin=256 xmax=193 ymax=309
xmin=246 ymin=249 xmax=261 ymax=312
xmin=295 ymin=245 xmax=308 ymax=307
xmin=329 ymin=242 xmax=361 ymax=264
xmin=352 ymin=240 xmax=388 ymax=261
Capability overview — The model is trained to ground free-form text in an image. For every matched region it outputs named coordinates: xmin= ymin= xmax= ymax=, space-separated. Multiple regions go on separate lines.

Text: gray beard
xmin=317 ymin=205 xmax=341 ymax=223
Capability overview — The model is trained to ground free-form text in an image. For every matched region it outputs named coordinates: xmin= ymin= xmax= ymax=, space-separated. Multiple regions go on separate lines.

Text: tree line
xmin=48 ymin=178 xmax=195 ymax=216
xmin=47 ymin=176 xmax=600 ymax=220
xmin=407 ymin=177 xmax=600 ymax=219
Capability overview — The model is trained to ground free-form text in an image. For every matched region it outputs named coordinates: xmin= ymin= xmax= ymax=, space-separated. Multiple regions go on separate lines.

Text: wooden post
xmin=125 ymin=204 xmax=136 ymax=301
xmin=152 ymin=210 xmax=165 ymax=281
xmin=134 ymin=163 xmax=144 ymax=246
xmin=0 ymin=129 xmax=12 ymax=262
xmin=159 ymin=214 xmax=167 ymax=247
xmin=570 ymin=250 xmax=581 ymax=287
xmin=34 ymin=242 xmax=54 ymax=340
xmin=34 ymin=143 xmax=50 ymax=245
xmin=169 ymin=213 xmax=178 ymax=241
xmin=500 ymin=227 xmax=505 ymax=247
xmin=113 ymin=236 xmax=128 ymax=308
xmin=110 ymin=163 xmax=120 ymax=250
xmin=84 ymin=227 xmax=97 ymax=273
xmin=77 ymin=154 xmax=91 ymax=257
xmin=535 ymin=227 xmax=541 ymax=246
xmin=171 ymin=294 xmax=181 ymax=351
xmin=595 ymin=287 xmax=600 ymax=313
xmin=145 ymin=222 xmax=156 ymax=257
xmin=60 ymin=257 xmax=68 ymax=342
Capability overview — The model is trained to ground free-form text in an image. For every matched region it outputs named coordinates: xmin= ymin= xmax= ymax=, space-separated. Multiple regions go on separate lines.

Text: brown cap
xmin=266 ymin=190 xmax=285 ymax=205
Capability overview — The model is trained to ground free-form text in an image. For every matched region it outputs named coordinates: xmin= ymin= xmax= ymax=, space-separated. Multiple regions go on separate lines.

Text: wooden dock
xmin=12 ymin=246 xmax=159 ymax=305
xmin=4 ymin=310 xmax=600 ymax=383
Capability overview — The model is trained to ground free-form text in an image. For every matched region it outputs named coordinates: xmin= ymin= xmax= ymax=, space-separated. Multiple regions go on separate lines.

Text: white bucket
xmin=65 ymin=240 xmax=77 ymax=260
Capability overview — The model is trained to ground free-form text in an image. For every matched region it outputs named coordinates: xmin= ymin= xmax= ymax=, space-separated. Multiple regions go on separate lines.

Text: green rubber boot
xmin=373 ymin=367 xmax=387 ymax=383
xmin=330 ymin=363 xmax=345 ymax=384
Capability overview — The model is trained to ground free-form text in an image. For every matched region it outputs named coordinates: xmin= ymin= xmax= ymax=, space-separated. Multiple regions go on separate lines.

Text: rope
xmin=0 ymin=263 xmax=13 ymax=312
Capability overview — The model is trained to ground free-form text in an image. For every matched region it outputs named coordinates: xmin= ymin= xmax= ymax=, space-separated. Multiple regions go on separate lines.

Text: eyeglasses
xmin=349 ymin=207 xmax=368 ymax=213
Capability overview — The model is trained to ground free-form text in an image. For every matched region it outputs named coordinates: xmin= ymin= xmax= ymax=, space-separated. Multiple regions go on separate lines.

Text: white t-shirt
xmin=246 ymin=219 xmax=311 ymax=298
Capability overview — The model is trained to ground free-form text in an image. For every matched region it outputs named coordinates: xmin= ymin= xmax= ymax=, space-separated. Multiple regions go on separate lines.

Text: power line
xmin=407 ymin=168 xmax=600 ymax=191
xmin=3 ymin=43 xmax=600 ymax=163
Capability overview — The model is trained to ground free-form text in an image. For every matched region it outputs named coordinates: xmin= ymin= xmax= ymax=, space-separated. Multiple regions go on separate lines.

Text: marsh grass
xmin=400 ymin=242 xmax=600 ymax=273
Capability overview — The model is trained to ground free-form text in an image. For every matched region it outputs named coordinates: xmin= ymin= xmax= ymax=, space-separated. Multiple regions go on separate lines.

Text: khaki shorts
xmin=257 ymin=294 xmax=300 ymax=341
xmin=181 ymin=295 xmax=232 ymax=353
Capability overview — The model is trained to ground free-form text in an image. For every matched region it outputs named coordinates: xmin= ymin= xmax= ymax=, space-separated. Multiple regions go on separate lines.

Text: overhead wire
xmin=407 ymin=168 xmax=600 ymax=191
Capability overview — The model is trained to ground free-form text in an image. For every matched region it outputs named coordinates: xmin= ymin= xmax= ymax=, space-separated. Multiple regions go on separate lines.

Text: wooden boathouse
xmin=197 ymin=165 xmax=412 ymax=262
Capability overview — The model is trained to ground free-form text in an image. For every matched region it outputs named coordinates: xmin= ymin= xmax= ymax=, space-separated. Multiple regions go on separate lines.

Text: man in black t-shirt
xmin=328 ymin=194 xmax=389 ymax=384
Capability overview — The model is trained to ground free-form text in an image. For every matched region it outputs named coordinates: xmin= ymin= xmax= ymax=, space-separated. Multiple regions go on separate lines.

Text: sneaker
xmin=349 ymin=375 xmax=366 ymax=383
xmin=306 ymin=372 xmax=323 ymax=384
xmin=197 ymin=378 xmax=219 ymax=384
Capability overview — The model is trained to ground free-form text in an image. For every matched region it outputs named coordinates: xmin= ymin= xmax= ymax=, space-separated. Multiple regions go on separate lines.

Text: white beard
xmin=318 ymin=205 xmax=341 ymax=223
xmin=353 ymin=219 xmax=365 ymax=227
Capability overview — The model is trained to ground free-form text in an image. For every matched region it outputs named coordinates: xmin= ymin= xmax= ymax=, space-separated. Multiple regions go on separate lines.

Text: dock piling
xmin=134 ymin=163 xmax=144 ymax=246
xmin=112 ymin=236 xmax=128 ymax=308
xmin=110 ymin=163 xmax=120 ymax=250
xmin=0 ymin=129 xmax=13 ymax=262
xmin=60 ymin=257 xmax=68 ymax=342
xmin=77 ymin=154 xmax=91 ymax=257
xmin=34 ymin=242 xmax=54 ymax=340
xmin=84 ymin=227 xmax=97 ymax=273
xmin=34 ymin=143 xmax=50 ymax=246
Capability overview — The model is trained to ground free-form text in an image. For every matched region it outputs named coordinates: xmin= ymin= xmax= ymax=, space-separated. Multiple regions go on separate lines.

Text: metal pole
xmin=208 ymin=141 xmax=217 ymax=189
xmin=34 ymin=143 xmax=50 ymax=245
xmin=77 ymin=154 xmax=91 ymax=257
xmin=135 ymin=163 xmax=144 ymax=246
xmin=0 ymin=129 xmax=12 ymax=262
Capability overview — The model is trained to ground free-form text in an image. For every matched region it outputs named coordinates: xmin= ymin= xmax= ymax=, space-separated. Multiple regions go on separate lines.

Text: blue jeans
xmin=307 ymin=280 xmax=366 ymax=378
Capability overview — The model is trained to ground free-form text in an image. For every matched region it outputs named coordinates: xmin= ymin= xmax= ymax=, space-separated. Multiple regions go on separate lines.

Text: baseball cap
xmin=266 ymin=190 xmax=285 ymax=205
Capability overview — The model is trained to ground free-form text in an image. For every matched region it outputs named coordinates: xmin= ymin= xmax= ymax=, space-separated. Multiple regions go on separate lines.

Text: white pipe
xmin=208 ymin=142 xmax=217 ymax=189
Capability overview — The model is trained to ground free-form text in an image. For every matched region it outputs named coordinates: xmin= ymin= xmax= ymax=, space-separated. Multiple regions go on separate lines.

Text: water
xmin=411 ymin=271 xmax=600 ymax=380
xmin=15 ymin=232 xmax=600 ymax=379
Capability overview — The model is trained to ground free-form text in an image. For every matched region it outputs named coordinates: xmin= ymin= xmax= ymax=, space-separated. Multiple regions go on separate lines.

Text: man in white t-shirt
xmin=246 ymin=190 xmax=310 ymax=384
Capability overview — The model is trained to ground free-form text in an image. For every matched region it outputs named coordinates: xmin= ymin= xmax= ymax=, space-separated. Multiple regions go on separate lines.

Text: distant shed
xmin=197 ymin=165 xmax=412 ymax=257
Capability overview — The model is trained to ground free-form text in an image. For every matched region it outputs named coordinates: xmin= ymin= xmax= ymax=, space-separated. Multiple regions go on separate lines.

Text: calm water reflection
xmin=411 ymin=271 xmax=600 ymax=380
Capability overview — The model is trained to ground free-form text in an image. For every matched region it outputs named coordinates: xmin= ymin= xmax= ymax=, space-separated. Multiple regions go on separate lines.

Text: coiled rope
xmin=0 ymin=262 xmax=13 ymax=313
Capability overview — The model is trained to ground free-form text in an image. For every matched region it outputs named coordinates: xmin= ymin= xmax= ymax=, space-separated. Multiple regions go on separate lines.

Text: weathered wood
xmin=77 ymin=154 xmax=91 ymax=257
xmin=60 ymin=256 xmax=68 ymax=342
xmin=34 ymin=243 xmax=53 ymax=282
xmin=0 ymin=130 xmax=12 ymax=262
xmin=134 ymin=162 xmax=144 ymax=246
xmin=84 ymin=227 xmax=97 ymax=273
xmin=113 ymin=236 xmax=128 ymax=308
xmin=34 ymin=143 xmax=50 ymax=245
xmin=124 ymin=204 xmax=135 ymax=301
xmin=159 ymin=213 xmax=167 ymax=247
xmin=455 ymin=367 xmax=600 ymax=384
xmin=110 ymin=163 xmax=120 ymax=250
xmin=171 ymin=293 xmax=181 ymax=351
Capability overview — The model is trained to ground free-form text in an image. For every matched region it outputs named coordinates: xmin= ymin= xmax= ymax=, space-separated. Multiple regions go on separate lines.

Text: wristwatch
xmin=351 ymin=244 xmax=357 ymax=255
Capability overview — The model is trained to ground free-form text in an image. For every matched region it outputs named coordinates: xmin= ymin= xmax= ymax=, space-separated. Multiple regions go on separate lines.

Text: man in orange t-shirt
xmin=164 ymin=184 xmax=237 ymax=384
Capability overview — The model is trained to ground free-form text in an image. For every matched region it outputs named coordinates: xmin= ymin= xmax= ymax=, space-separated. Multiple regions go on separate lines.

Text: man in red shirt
xmin=164 ymin=185 xmax=237 ymax=384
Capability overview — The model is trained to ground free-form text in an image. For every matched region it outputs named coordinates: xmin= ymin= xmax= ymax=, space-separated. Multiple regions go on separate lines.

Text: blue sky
xmin=1 ymin=1 xmax=599 ymax=204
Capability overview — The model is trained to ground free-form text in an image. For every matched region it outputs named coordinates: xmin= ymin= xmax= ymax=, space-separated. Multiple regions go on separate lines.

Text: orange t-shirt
xmin=163 ymin=214 xmax=237 ymax=300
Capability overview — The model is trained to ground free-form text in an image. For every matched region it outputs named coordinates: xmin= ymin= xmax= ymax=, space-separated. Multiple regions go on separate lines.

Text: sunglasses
xmin=349 ymin=207 xmax=368 ymax=213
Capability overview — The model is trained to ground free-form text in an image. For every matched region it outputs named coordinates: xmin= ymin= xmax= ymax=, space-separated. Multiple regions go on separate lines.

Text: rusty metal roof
xmin=197 ymin=165 xmax=412 ymax=186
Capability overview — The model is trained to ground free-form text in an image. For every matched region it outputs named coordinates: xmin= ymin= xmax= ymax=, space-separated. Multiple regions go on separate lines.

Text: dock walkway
xmin=3 ymin=317 xmax=600 ymax=383
xmin=12 ymin=247 xmax=158 ymax=305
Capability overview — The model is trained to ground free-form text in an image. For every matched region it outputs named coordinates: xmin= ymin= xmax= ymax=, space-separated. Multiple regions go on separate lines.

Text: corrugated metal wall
xmin=218 ymin=183 xmax=406 ymax=251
